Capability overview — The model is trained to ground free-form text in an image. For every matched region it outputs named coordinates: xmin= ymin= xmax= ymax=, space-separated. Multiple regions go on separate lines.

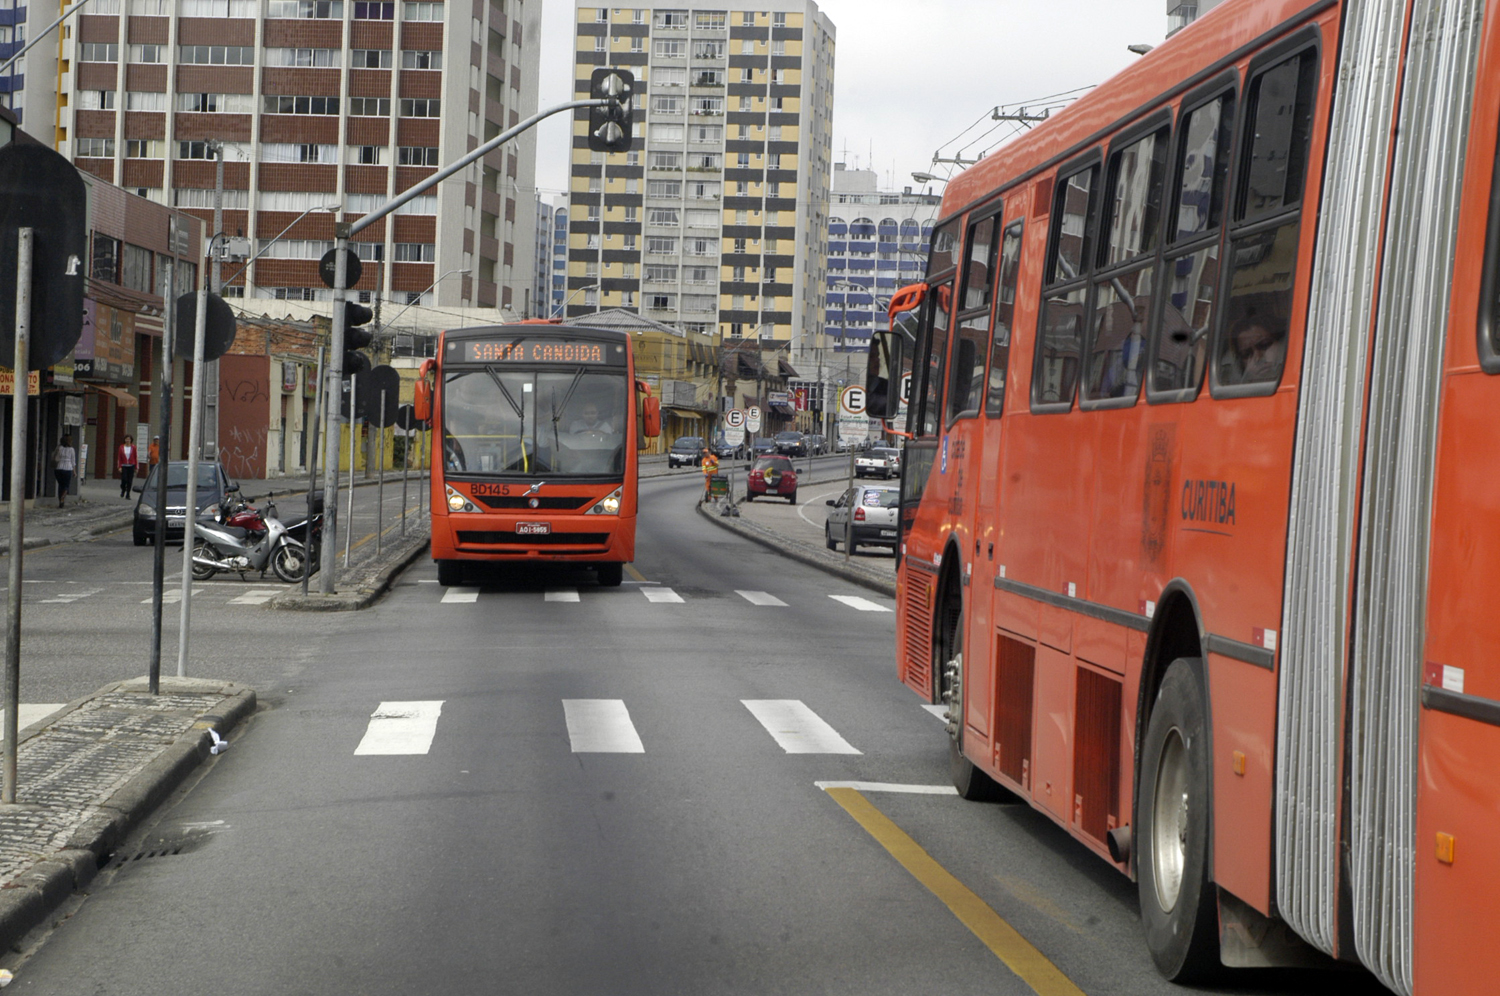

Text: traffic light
xmin=587 ymin=68 xmax=634 ymax=154
xmin=344 ymin=304 xmax=374 ymax=381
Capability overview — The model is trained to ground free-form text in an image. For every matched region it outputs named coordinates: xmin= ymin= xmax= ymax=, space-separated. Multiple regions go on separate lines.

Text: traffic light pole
xmin=317 ymin=95 xmax=620 ymax=593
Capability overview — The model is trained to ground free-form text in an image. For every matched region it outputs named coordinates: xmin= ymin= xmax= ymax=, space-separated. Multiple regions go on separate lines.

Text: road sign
xmin=0 ymin=143 xmax=88 ymax=370
xmin=746 ymin=406 xmax=762 ymax=433
xmin=724 ymin=408 xmax=746 ymax=430
xmin=899 ymin=374 xmax=913 ymax=406
xmin=837 ymin=414 xmax=869 ymax=447
xmin=724 ymin=425 xmax=745 ymax=448
xmin=840 ymin=385 xmax=866 ymax=416
xmin=319 ymin=247 xmax=362 ymax=289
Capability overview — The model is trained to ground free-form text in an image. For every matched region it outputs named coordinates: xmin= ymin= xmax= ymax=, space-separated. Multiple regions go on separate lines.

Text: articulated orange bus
xmin=415 ymin=323 xmax=660 ymax=587
xmin=864 ymin=1 xmax=1498 ymax=992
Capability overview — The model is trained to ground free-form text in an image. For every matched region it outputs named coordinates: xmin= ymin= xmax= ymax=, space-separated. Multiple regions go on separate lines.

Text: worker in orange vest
xmin=701 ymin=448 xmax=719 ymax=499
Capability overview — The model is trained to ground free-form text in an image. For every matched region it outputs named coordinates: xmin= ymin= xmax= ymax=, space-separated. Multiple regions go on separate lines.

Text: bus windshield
xmin=442 ymin=367 xmax=627 ymax=476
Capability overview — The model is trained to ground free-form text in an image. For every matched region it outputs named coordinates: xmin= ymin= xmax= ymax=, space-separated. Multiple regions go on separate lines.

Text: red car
xmin=746 ymin=455 xmax=798 ymax=504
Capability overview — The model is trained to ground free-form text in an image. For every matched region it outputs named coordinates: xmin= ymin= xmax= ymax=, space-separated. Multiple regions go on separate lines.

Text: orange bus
xmin=415 ymin=323 xmax=660 ymax=587
xmin=864 ymin=1 xmax=1498 ymax=992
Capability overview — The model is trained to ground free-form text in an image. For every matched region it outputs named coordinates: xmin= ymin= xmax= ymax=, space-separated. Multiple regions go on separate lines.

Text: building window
xmin=401 ymin=49 xmax=441 ymax=69
xmin=265 ymin=47 xmax=342 ymax=67
xmin=654 ymin=39 xmax=687 ymax=59
xmin=692 ymin=69 xmax=724 ymax=86
xmin=267 ymin=0 xmax=343 ymax=16
xmin=258 ymin=142 xmax=338 ymax=163
xmin=124 ymin=139 xmax=164 ymax=158
xmin=402 ymin=1 xmax=442 ymax=18
xmin=692 ymin=40 xmax=724 ymax=60
xmin=655 ymin=9 xmax=687 ymax=28
xmin=398 ymin=146 xmax=440 ymax=166
xmin=354 ymin=0 xmax=394 ymax=16
xmin=179 ymin=44 xmax=256 ymax=64
xmin=399 ymin=98 xmax=441 ymax=117
xmin=649 ymin=151 xmax=682 ymax=170
xmin=351 ymin=48 xmax=393 ymax=67
xmin=77 ymin=90 xmax=117 ymax=109
xmin=350 ymin=145 xmax=386 ymax=164
xmin=393 ymin=243 xmax=436 ymax=262
xmin=177 ymin=93 xmax=255 ymax=113
xmin=348 ymin=97 xmax=391 ymax=116
xmin=121 ymin=243 xmax=153 ymax=294
xmin=124 ymin=91 xmax=167 ymax=111
xmin=263 ymin=95 xmax=341 ymax=115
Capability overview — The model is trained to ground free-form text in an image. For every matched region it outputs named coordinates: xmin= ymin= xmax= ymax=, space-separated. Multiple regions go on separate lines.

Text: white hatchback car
xmin=824 ymin=484 xmax=900 ymax=553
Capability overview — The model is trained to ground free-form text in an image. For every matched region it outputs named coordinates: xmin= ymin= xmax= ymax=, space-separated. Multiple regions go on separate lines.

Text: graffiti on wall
xmin=218 ymin=356 xmax=270 ymax=478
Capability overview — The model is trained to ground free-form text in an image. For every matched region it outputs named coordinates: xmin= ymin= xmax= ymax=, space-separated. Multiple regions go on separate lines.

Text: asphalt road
xmin=0 ymin=471 xmax=1387 ymax=995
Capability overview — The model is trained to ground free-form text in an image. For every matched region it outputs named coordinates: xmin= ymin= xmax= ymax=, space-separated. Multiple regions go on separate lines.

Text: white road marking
xmin=742 ymin=700 xmax=861 ymax=754
xmin=441 ymin=587 xmax=480 ymax=603
xmin=545 ymin=589 xmax=581 ymax=602
xmin=228 ymin=589 xmax=280 ymax=605
xmin=142 ymin=588 xmax=204 ymax=604
xmin=0 ymin=705 xmax=66 ymax=738
xmin=40 ymin=588 xmax=100 ymax=604
xmin=829 ymin=594 xmax=892 ymax=613
xmin=922 ymin=704 xmax=948 ymax=720
xmin=563 ymin=699 xmax=645 ymax=753
xmin=797 ymin=488 xmax=849 ymax=529
xmin=815 ymin=781 xmax=959 ymax=795
xmin=417 ymin=579 xmax=439 ymax=584
xmin=354 ymin=701 xmax=445 ymax=755
xmin=641 ymin=587 xmax=684 ymax=603
xmin=736 ymin=590 xmax=787 ymax=606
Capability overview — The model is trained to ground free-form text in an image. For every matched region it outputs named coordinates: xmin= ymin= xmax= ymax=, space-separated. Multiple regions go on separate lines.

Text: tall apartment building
xmin=47 ymin=0 xmax=541 ymax=315
xmin=824 ymin=163 xmax=940 ymax=355
xmin=547 ymin=192 xmax=568 ymax=316
xmin=533 ymin=193 xmax=552 ymax=317
xmin=564 ymin=1 xmax=835 ymax=370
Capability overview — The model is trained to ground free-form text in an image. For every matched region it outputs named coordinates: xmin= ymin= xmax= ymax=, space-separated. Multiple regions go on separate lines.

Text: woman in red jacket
xmin=116 ymin=434 xmax=138 ymax=498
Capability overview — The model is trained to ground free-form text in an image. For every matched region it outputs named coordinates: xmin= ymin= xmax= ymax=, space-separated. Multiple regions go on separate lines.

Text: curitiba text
xmin=1181 ymin=479 xmax=1236 ymax=526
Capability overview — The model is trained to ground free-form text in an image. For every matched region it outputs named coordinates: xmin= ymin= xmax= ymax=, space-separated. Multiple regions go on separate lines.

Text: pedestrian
xmin=148 ymin=434 xmax=160 ymax=467
xmin=52 ymin=434 xmax=77 ymax=508
xmin=116 ymin=434 xmax=139 ymax=498
xmin=701 ymin=447 xmax=719 ymax=499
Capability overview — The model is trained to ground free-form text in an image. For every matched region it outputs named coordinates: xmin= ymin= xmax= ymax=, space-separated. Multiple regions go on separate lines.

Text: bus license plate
xmin=517 ymin=522 xmax=551 ymax=535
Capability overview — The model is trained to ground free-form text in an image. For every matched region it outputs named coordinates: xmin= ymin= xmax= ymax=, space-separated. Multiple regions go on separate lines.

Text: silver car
xmin=824 ymin=484 xmax=900 ymax=553
xmin=855 ymin=446 xmax=901 ymax=479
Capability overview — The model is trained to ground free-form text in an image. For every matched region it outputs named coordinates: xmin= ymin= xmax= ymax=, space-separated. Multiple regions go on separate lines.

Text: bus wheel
xmin=597 ymin=563 xmax=623 ymax=587
xmin=1137 ymin=658 xmax=1219 ymax=981
xmin=939 ymin=603 xmax=1008 ymax=802
xmin=436 ymin=560 xmax=464 ymax=587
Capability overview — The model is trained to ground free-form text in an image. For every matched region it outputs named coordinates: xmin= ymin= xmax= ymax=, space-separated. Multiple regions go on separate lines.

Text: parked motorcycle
xmin=279 ymin=491 xmax=324 ymax=581
xmin=191 ymin=494 xmax=307 ymax=583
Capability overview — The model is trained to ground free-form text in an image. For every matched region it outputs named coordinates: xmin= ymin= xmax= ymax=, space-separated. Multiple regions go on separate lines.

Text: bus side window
xmin=1151 ymin=90 xmax=1235 ymax=401
xmin=1032 ymin=162 xmax=1099 ymax=410
xmin=949 ymin=213 xmax=1000 ymax=423
xmin=986 ymin=219 xmax=1025 ymax=416
xmin=1483 ymin=107 xmax=1500 ymax=370
xmin=912 ymin=218 xmax=962 ymax=437
xmin=1214 ymin=48 xmax=1319 ymax=394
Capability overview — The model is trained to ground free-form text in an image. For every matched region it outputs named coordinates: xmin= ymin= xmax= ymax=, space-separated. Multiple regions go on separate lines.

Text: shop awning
xmin=769 ymin=403 xmax=796 ymax=416
xmin=89 ymin=385 xmax=138 ymax=407
xmin=666 ymin=408 xmax=703 ymax=420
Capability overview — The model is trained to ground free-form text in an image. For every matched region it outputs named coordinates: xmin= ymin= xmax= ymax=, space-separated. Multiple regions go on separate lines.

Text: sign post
xmin=3 ymin=229 xmax=31 ymax=803
xmin=837 ymin=386 xmax=869 ymax=563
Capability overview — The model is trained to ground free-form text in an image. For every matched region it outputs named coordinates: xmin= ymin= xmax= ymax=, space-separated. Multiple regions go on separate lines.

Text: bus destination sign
xmin=455 ymin=337 xmax=623 ymax=366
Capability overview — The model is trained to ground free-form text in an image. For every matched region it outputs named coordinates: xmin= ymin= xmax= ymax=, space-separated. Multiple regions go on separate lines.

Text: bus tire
xmin=436 ymin=560 xmax=464 ymax=587
xmin=1137 ymin=658 xmax=1220 ymax=982
xmin=597 ymin=562 xmax=623 ymax=587
xmin=939 ymin=602 xmax=1008 ymax=802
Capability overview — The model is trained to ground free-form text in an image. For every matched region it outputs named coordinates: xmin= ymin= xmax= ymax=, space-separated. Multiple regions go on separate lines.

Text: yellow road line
xmin=823 ymin=787 xmax=1086 ymax=996
xmin=624 ymin=563 xmax=647 ymax=582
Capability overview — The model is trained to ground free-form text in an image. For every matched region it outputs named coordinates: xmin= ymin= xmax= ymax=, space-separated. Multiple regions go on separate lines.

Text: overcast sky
xmin=533 ymin=0 xmax=1171 ymax=201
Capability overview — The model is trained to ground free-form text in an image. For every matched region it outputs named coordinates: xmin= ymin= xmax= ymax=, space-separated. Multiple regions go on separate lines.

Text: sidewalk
xmin=0 ymin=677 xmax=256 ymax=953
xmin=0 ymin=469 xmax=428 ymax=557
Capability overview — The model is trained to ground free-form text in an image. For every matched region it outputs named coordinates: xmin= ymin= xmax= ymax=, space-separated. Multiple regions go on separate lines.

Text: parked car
xmin=855 ymin=445 xmax=902 ymax=479
xmin=133 ymin=461 xmax=236 ymax=546
xmin=745 ymin=455 xmax=798 ymax=503
xmin=804 ymin=433 xmax=826 ymax=456
xmin=750 ymin=438 xmax=776 ymax=458
xmin=668 ymin=435 xmax=705 ymax=468
xmin=774 ymin=430 xmax=807 ymax=456
xmin=824 ymin=484 xmax=900 ymax=553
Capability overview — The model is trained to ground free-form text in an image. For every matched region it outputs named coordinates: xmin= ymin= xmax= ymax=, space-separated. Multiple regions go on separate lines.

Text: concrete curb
xmin=695 ymin=500 xmax=896 ymax=597
xmin=0 ymin=678 xmax=256 ymax=953
xmin=268 ymin=530 xmax=430 ymax=612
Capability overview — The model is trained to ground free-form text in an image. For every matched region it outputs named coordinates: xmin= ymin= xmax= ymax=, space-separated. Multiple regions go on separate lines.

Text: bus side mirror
xmin=865 ymin=329 xmax=904 ymax=419
xmin=642 ymin=396 xmax=661 ymax=439
xmin=413 ymin=378 xmax=431 ymax=422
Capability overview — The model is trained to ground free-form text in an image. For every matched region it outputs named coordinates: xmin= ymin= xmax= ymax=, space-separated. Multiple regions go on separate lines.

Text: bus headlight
xmin=445 ymin=485 xmax=478 ymax=513
xmin=586 ymin=487 xmax=623 ymax=515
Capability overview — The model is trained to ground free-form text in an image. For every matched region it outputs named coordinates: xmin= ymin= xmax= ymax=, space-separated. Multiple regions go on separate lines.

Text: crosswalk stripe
xmin=354 ymin=701 xmax=445 ymax=755
xmin=736 ymin=590 xmax=787 ymax=606
xmin=922 ymin=704 xmax=948 ymax=720
xmin=40 ymin=589 xmax=100 ymax=604
xmin=742 ymin=700 xmax=861 ymax=754
xmin=441 ymin=587 xmax=481 ymax=603
xmin=0 ymin=705 xmax=66 ymax=739
xmin=563 ymin=699 xmax=644 ymax=753
xmin=229 ymin=589 xmax=280 ymax=605
xmin=545 ymin=589 xmax=580 ymax=602
xmin=142 ymin=588 xmax=204 ymax=604
xmin=641 ymin=587 xmax=684 ymax=604
xmin=830 ymin=594 xmax=892 ymax=613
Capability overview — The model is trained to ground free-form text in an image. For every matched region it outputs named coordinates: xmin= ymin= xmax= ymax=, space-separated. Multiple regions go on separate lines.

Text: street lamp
xmin=911 ymin=171 xmax=948 ymax=185
xmin=221 ymin=203 xmax=341 ymax=289
xmin=551 ymin=281 xmax=599 ymax=319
